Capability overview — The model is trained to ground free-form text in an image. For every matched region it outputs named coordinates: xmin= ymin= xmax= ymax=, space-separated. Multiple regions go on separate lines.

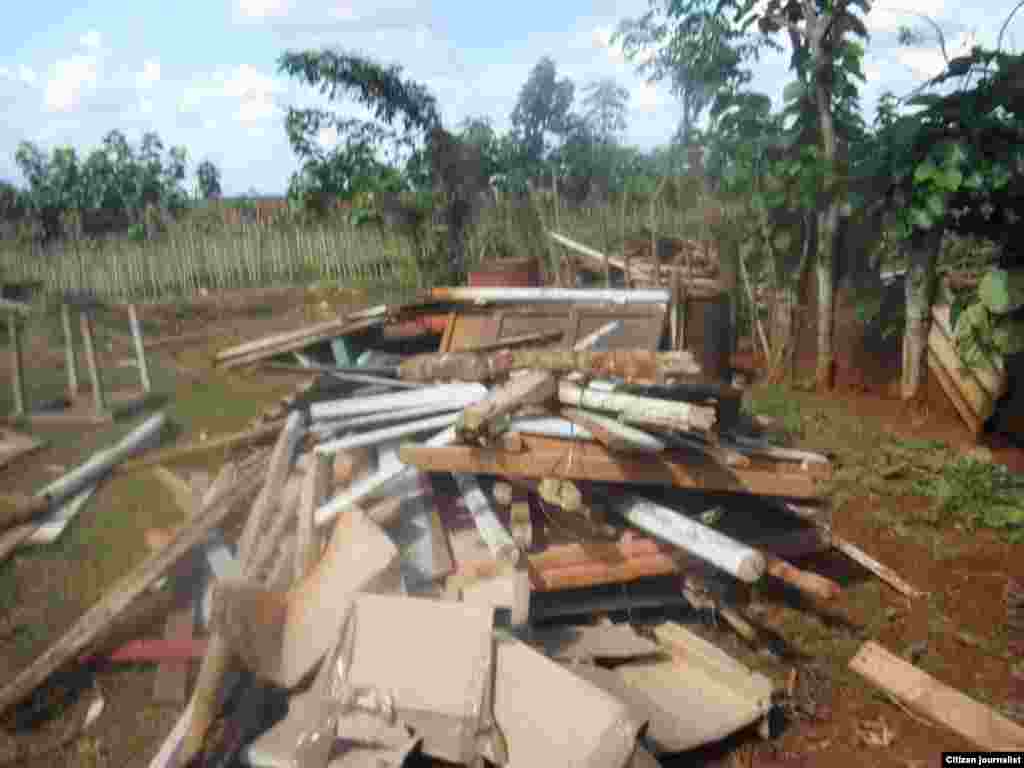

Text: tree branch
xmin=997 ymin=0 xmax=1024 ymax=53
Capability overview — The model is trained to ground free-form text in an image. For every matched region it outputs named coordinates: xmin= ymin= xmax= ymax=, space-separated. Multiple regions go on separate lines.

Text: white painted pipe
xmin=608 ymin=494 xmax=766 ymax=583
xmin=573 ymin=320 xmax=622 ymax=352
xmin=315 ymin=426 xmax=456 ymax=527
xmin=314 ymin=412 xmax=460 ymax=456
xmin=430 ymin=287 xmax=670 ymax=305
xmin=559 ymin=381 xmax=715 ymax=432
xmin=310 ymin=383 xmax=488 ymax=422
xmin=312 ymin=403 xmax=464 ymax=439
xmin=454 ymin=474 xmax=520 ymax=566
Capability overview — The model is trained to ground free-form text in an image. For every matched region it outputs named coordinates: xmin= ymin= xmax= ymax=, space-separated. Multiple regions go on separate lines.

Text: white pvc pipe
xmin=310 ymin=383 xmax=488 ymax=422
xmin=315 ymin=426 xmax=456 ymax=527
xmin=430 ymin=287 xmax=670 ymax=305
xmin=314 ymin=412 xmax=460 ymax=456
xmin=608 ymin=494 xmax=766 ymax=583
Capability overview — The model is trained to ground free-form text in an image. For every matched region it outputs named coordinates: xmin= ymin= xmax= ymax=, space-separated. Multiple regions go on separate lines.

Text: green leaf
xmin=992 ymin=315 xmax=1024 ymax=355
xmin=979 ymin=269 xmax=1024 ymax=315
xmin=936 ymin=168 xmax=963 ymax=192
xmin=964 ymin=171 xmax=985 ymax=190
xmin=926 ymin=193 xmax=946 ymax=218
xmin=914 ymin=160 xmax=938 ymax=182
xmin=910 ymin=207 xmax=934 ymax=230
xmin=782 ymin=80 xmax=804 ymax=103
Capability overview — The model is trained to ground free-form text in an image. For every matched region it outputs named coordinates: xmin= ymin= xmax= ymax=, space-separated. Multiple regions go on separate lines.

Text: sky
xmin=1 ymin=0 xmax=1022 ymax=197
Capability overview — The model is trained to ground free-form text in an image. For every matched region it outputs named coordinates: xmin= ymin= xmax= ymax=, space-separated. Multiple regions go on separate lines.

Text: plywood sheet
xmin=441 ymin=304 xmax=667 ymax=354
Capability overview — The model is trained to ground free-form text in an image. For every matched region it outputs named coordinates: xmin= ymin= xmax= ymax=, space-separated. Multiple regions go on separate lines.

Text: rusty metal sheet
xmin=442 ymin=304 xmax=667 ymax=354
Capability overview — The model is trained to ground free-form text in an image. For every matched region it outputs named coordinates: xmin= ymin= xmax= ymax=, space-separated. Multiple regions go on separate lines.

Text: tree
xmin=581 ymin=79 xmax=630 ymax=143
xmin=196 ymin=160 xmax=223 ymax=200
xmin=616 ymin=0 xmax=761 ymax=146
xmin=510 ymin=57 xmax=575 ymax=171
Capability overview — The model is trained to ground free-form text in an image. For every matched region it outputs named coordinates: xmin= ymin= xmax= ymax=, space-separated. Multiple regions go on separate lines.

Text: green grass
xmin=746 ymin=382 xmax=805 ymax=439
xmin=912 ymin=456 xmax=1024 ymax=542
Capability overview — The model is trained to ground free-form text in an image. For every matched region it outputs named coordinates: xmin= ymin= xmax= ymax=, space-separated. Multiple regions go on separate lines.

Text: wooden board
xmin=441 ymin=304 xmax=667 ymax=355
xmin=0 ymin=428 xmax=45 ymax=470
xmin=850 ymin=640 xmax=1024 ymax=750
xmin=399 ymin=435 xmax=821 ymax=499
xmin=928 ymin=350 xmax=985 ymax=436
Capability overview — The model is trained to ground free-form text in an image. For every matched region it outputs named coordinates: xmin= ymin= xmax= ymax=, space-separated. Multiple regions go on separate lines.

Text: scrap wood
xmin=0 ymin=427 xmax=45 ymax=470
xmin=295 ymin=453 xmax=331 ymax=581
xmin=0 ymin=412 xmax=168 ymax=560
xmin=398 ymin=348 xmax=702 ymax=386
xmin=457 ymin=370 xmax=557 ymax=443
xmin=849 ymin=640 xmax=1024 ymax=750
xmin=399 ymin=435 xmax=822 ymax=500
xmin=315 ymin=411 xmax=461 ymax=456
xmin=0 ymin=459 xmax=264 ymax=716
xmin=430 ymin=284 xmax=671 ymax=305
xmin=680 ymin=575 xmax=760 ymax=646
xmin=215 ymin=316 xmax=384 ymax=370
xmin=560 ymin=407 xmax=667 ymax=453
xmin=781 ymin=502 xmax=923 ymax=598
xmin=116 ymin=419 xmax=285 ymax=475
xmin=529 ymin=623 xmax=660 ymax=663
xmin=491 ymin=635 xmax=641 ymax=768
xmin=456 ymin=328 xmax=565 ymax=353
xmin=333 ymin=593 xmax=499 ymax=764
xmin=560 ymin=381 xmax=716 ymax=434
xmin=181 ymin=413 xmax=305 ymax=765
xmin=213 ymin=506 xmax=401 ymax=689
xmin=454 ymin=474 xmax=520 ymax=566
xmin=310 ymin=382 xmax=488 ymax=422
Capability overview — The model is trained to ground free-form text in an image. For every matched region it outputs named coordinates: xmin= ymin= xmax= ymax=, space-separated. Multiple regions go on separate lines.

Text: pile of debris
xmin=4 ymin=286 xmax=1022 ymax=767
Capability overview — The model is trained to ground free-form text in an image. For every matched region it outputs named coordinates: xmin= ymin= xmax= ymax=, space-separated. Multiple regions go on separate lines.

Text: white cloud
xmin=237 ymin=0 xmax=291 ymax=19
xmin=45 ymin=54 xmax=99 ymax=112
xmin=139 ymin=97 xmax=154 ymax=114
xmin=80 ymin=30 xmax=103 ymax=50
xmin=17 ymin=65 xmax=37 ymax=85
xmin=136 ymin=59 xmax=161 ymax=89
xmin=633 ymin=80 xmax=665 ymax=112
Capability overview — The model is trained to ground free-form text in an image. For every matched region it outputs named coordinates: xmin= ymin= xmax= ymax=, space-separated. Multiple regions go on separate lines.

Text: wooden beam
xmin=0 ymin=461 xmax=263 ymax=716
xmin=79 ymin=312 xmax=108 ymax=419
xmin=128 ymin=304 xmax=152 ymax=393
xmin=399 ymin=435 xmax=821 ymax=499
xmin=60 ymin=304 xmax=79 ymax=400
xmin=457 ymin=329 xmax=564 ymax=354
xmin=215 ymin=317 xmax=384 ymax=370
xmin=559 ymin=381 xmax=716 ymax=433
xmin=114 ymin=420 xmax=285 ymax=475
xmin=560 ymin=407 xmax=666 ymax=453
xmin=7 ymin=314 xmax=25 ymax=418
xmin=850 ymin=640 xmax=1024 ymax=750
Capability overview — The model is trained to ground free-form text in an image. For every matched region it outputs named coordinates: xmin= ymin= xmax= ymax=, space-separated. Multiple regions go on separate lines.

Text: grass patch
xmin=912 ymin=457 xmax=1024 ymax=542
xmin=746 ymin=383 xmax=804 ymax=440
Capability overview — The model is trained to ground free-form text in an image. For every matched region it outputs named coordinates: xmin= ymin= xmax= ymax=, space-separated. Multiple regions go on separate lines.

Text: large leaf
xmin=992 ymin=314 xmax=1024 ymax=355
xmin=914 ymin=159 xmax=938 ymax=182
xmin=979 ymin=269 xmax=1024 ymax=315
xmin=782 ymin=80 xmax=805 ymax=103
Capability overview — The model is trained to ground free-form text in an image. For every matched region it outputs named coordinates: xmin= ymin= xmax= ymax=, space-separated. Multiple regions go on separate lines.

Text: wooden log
xmin=0 ymin=460 xmax=263 ymax=716
xmin=128 ymin=304 xmax=152 ymax=393
xmin=399 ymin=436 xmax=821 ymax=500
xmin=398 ymin=349 xmax=702 ymax=386
xmin=560 ymin=407 xmax=666 ymax=453
xmin=7 ymin=314 xmax=25 ymax=418
xmin=850 ymin=640 xmax=1024 ymax=750
xmin=928 ymin=349 xmax=985 ymax=436
xmin=60 ymin=304 xmax=79 ymax=399
xmin=79 ymin=311 xmax=108 ymax=418
xmin=609 ymin=495 xmax=766 ymax=583
xmin=559 ymin=381 xmax=716 ymax=433
xmin=215 ymin=317 xmax=382 ymax=369
xmin=763 ymin=553 xmax=841 ymax=600
xmin=457 ymin=370 xmax=557 ymax=442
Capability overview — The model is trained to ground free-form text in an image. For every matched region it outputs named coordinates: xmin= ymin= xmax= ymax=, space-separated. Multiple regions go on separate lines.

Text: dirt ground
xmin=0 ymin=287 xmax=1021 ymax=768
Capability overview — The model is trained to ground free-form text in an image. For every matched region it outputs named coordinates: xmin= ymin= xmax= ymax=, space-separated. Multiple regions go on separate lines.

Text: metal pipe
xmin=310 ymin=382 xmax=487 ymax=422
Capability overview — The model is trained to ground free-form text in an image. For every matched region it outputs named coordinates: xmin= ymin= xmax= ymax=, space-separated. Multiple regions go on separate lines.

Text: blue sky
xmin=1 ymin=0 xmax=1021 ymax=196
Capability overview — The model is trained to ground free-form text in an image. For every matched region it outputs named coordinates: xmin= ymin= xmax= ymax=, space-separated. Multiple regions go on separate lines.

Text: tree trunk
xmin=901 ymin=229 xmax=942 ymax=401
xmin=815 ymin=204 xmax=839 ymax=390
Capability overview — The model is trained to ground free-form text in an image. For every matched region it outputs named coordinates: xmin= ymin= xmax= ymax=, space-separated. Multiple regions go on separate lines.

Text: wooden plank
xmin=0 ymin=461 xmax=264 ymax=716
xmin=929 ymin=322 xmax=996 ymax=422
xmin=850 ymin=640 xmax=1024 ymax=750
xmin=559 ymin=381 xmax=716 ymax=433
xmin=79 ymin=312 xmax=108 ymax=419
xmin=932 ymin=304 xmax=1006 ymax=399
xmin=928 ymin=350 xmax=985 ymax=436
xmin=7 ymin=314 xmax=25 ymax=417
xmin=456 ymin=329 xmax=564 ymax=354
xmin=216 ymin=317 xmax=384 ymax=370
xmin=114 ymin=420 xmax=285 ymax=475
xmin=399 ymin=435 xmax=822 ymax=499
xmin=0 ymin=429 xmax=45 ymax=471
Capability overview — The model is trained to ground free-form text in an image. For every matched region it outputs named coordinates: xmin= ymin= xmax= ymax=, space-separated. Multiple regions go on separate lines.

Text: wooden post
xmin=128 ymin=304 xmax=152 ymax=393
xmin=61 ymin=303 xmax=79 ymax=399
xmin=79 ymin=311 xmax=108 ymax=419
xmin=7 ymin=314 xmax=25 ymax=418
